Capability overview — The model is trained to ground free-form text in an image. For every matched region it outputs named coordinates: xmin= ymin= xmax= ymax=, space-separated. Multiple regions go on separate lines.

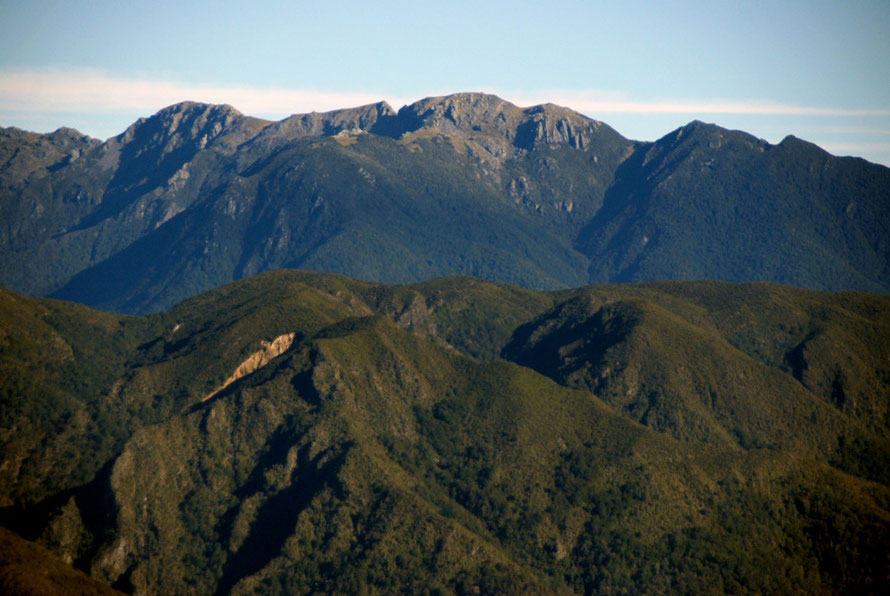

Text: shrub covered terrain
xmin=1 ymin=270 xmax=888 ymax=593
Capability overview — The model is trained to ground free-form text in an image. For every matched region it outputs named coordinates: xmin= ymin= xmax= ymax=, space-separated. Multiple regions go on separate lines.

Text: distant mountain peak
xmin=673 ymin=119 xmax=722 ymax=137
xmin=649 ymin=120 xmax=770 ymax=159
xmin=398 ymin=92 xmax=520 ymax=136
xmin=0 ymin=125 xmax=100 ymax=184
xmin=300 ymin=100 xmax=397 ymax=122
xmin=155 ymin=100 xmax=243 ymax=118
xmin=111 ymin=101 xmax=254 ymax=157
xmin=49 ymin=126 xmax=94 ymax=141
xmin=396 ymin=92 xmax=619 ymax=153
xmin=405 ymin=92 xmax=519 ymax=116
xmin=267 ymin=101 xmax=398 ymax=138
xmin=3 ymin=92 xmax=888 ymax=316
xmin=777 ymin=134 xmax=825 ymax=153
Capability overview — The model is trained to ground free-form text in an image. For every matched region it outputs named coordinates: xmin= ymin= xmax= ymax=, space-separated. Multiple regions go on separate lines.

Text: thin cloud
xmin=508 ymin=89 xmax=890 ymax=117
xmin=811 ymin=126 xmax=890 ymax=136
xmin=3 ymin=69 xmax=888 ymax=121
xmin=816 ymin=142 xmax=890 ymax=153
xmin=0 ymin=68 xmax=408 ymax=117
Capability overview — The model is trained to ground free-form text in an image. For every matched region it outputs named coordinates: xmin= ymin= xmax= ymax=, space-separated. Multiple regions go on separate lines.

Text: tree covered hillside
xmin=2 ymin=93 xmax=888 ymax=314
xmin=1 ymin=271 xmax=888 ymax=593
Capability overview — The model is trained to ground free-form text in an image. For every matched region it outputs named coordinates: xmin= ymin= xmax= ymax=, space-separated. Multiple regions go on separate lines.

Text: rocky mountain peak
xmin=116 ymin=102 xmax=246 ymax=149
xmin=643 ymin=120 xmax=769 ymax=166
xmin=156 ymin=100 xmax=243 ymax=119
xmin=777 ymin=134 xmax=825 ymax=154
xmin=395 ymin=92 xmax=619 ymax=155
xmin=668 ymin=119 xmax=720 ymax=141
xmin=514 ymin=103 xmax=606 ymax=150
xmin=260 ymin=101 xmax=398 ymax=140
xmin=0 ymin=125 xmax=100 ymax=184
xmin=398 ymin=92 xmax=523 ymax=135
xmin=48 ymin=126 xmax=96 ymax=142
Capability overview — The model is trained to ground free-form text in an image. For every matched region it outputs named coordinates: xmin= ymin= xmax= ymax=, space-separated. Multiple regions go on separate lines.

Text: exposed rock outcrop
xmin=259 ymin=101 xmax=397 ymax=139
xmin=201 ymin=332 xmax=297 ymax=403
xmin=395 ymin=92 xmax=611 ymax=156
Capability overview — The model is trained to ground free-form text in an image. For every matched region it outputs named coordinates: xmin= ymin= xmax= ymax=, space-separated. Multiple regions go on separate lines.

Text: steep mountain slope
xmin=2 ymin=271 xmax=889 ymax=593
xmin=49 ymin=129 xmax=598 ymax=312
xmin=0 ymin=102 xmax=268 ymax=298
xmin=0 ymin=126 xmax=100 ymax=184
xmin=1 ymin=94 xmax=633 ymax=313
xmin=503 ymin=282 xmax=890 ymax=484
xmin=3 ymin=93 xmax=886 ymax=313
xmin=0 ymin=526 xmax=125 ymax=595
xmin=578 ymin=123 xmax=890 ymax=291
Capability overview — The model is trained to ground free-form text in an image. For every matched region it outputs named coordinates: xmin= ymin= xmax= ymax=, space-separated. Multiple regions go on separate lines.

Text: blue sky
xmin=2 ymin=0 xmax=889 ymax=165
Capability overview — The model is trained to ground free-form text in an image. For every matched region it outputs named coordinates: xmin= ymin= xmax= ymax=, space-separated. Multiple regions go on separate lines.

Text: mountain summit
xmin=1 ymin=93 xmax=888 ymax=312
xmin=394 ymin=92 xmax=614 ymax=153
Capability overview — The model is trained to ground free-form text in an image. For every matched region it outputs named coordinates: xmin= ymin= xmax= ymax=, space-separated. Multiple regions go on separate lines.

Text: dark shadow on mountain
xmin=213 ymin=444 xmax=349 ymax=595
xmin=502 ymin=298 xmax=638 ymax=389
xmin=367 ymin=110 xmax=405 ymax=139
xmin=573 ymin=142 xmax=652 ymax=281
xmin=0 ymin=459 xmax=117 ymax=575
xmin=51 ymin=187 xmax=228 ymax=313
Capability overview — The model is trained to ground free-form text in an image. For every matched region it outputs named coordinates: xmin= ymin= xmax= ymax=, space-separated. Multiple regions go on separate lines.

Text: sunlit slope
xmin=1 ymin=272 xmax=888 ymax=593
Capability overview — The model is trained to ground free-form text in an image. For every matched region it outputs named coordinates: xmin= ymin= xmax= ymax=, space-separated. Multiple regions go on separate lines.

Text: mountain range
xmin=2 ymin=94 xmax=889 ymax=593
xmin=1 ymin=271 xmax=889 ymax=593
xmin=2 ymin=93 xmax=888 ymax=313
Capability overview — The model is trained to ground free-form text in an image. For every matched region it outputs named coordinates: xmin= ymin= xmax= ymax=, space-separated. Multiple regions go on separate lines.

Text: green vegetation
xmin=579 ymin=124 xmax=890 ymax=294
xmin=0 ymin=527 xmax=125 ymax=595
xmin=3 ymin=95 xmax=887 ymax=314
xmin=1 ymin=272 xmax=889 ymax=593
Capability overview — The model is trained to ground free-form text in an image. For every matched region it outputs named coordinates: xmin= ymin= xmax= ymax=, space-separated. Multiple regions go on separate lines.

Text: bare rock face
xmin=399 ymin=92 xmax=522 ymax=137
xmin=260 ymin=101 xmax=398 ymax=139
xmin=112 ymin=101 xmax=258 ymax=159
xmin=0 ymin=126 xmax=100 ymax=187
xmin=396 ymin=92 xmax=609 ymax=156
xmin=514 ymin=104 xmax=600 ymax=150
xmin=201 ymin=332 xmax=298 ymax=403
